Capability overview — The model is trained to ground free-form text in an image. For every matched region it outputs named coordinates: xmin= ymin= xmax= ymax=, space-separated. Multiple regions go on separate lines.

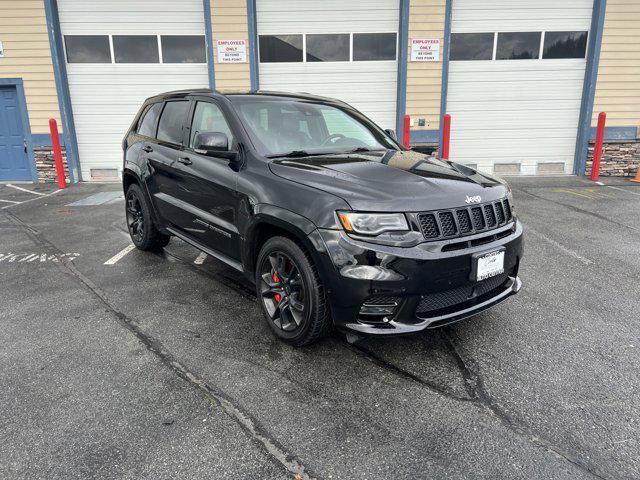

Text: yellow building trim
xmin=211 ymin=0 xmax=251 ymax=92
xmin=593 ymin=0 xmax=640 ymax=129
xmin=0 ymin=0 xmax=61 ymax=135
xmin=406 ymin=0 xmax=446 ymax=137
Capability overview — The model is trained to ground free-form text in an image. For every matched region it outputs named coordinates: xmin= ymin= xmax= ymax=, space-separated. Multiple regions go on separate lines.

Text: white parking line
xmin=104 ymin=244 xmax=136 ymax=265
xmin=0 ymin=199 xmax=20 ymax=204
xmin=606 ymin=185 xmax=640 ymax=197
xmin=194 ymin=252 xmax=208 ymax=265
xmin=1 ymin=189 xmax=62 ymax=210
xmin=527 ymin=227 xmax=594 ymax=266
xmin=6 ymin=184 xmax=47 ymax=196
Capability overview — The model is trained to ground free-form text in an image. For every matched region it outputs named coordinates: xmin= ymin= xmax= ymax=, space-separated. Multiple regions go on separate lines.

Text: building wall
xmin=593 ymin=0 xmax=640 ymax=129
xmin=0 ymin=0 xmax=61 ymax=134
xmin=211 ymin=0 xmax=251 ymax=91
xmin=591 ymin=0 xmax=640 ymax=177
xmin=406 ymin=0 xmax=446 ymax=143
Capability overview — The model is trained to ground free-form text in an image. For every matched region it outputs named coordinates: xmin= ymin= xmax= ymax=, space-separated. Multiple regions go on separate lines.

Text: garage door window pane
xmin=162 ymin=36 xmax=206 ymax=63
xmin=259 ymin=35 xmax=303 ymax=62
xmin=306 ymin=34 xmax=349 ymax=62
xmin=450 ymin=33 xmax=494 ymax=61
xmin=353 ymin=33 xmax=397 ymax=61
xmin=496 ymin=32 xmax=541 ymax=60
xmin=137 ymin=103 xmax=163 ymax=138
xmin=113 ymin=35 xmax=159 ymax=63
xmin=543 ymin=31 xmax=588 ymax=59
xmin=65 ymin=35 xmax=111 ymax=63
xmin=157 ymin=101 xmax=189 ymax=144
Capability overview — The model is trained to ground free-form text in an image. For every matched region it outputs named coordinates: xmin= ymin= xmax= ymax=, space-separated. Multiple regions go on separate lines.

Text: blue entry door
xmin=0 ymin=86 xmax=31 ymax=181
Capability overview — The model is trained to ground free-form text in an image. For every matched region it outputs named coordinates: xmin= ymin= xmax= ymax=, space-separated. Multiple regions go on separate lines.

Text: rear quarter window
xmin=137 ymin=103 xmax=163 ymax=138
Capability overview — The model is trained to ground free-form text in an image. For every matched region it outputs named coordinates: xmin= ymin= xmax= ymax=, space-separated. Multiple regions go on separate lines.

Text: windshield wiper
xmin=266 ymin=150 xmax=334 ymax=159
xmin=348 ymin=147 xmax=387 ymax=154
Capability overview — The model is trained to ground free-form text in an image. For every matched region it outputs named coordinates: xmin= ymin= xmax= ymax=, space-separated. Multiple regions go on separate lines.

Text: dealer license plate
xmin=475 ymin=250 xmax=505 ymax=281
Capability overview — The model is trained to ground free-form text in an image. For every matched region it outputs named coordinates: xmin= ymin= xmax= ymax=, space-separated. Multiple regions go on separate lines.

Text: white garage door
xmin=447 ymin=0 xmax=593 ymax=175
xmin=257 ymin=0 xmax=399 ymax=130
xmin=58 ymin=0 xmax=209 ymax=180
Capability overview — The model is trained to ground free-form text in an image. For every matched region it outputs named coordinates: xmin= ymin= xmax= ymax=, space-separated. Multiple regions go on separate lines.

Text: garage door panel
xmin=452 ymin=0 xmax=593 ymax=31
xmin=257 ymin=0 xmax=399 ymax=130
xmin=59 ymin=0 xmax=208 ymax=180
xmin=447 ymin=3 xmax=592 ymax=174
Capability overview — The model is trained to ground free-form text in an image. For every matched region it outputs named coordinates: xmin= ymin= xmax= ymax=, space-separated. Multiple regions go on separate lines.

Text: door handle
xmin=177 ymin=157 xmax=192 ymax=165
xmin=142 ymin=146 xmax=153 ymax=153
xmin=23 ymin=140 xmax=27 ymax=153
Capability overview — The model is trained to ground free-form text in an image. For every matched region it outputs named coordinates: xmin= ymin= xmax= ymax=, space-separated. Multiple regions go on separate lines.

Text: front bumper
xmin=314 ymin=220 xmax=524 ymax=335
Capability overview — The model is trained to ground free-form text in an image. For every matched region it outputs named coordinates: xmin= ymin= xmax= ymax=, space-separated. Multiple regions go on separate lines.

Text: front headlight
xmin=337 ymin=211 xmax=409 ymax=236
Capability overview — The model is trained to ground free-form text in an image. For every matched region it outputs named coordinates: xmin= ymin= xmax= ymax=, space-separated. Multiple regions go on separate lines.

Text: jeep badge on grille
xmin=465 ymin=195 xmax=482 ymax=204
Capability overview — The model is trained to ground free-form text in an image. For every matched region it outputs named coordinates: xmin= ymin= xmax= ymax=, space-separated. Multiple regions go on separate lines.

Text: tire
xmin=125 ymin=183 xmax=170 ymax=251
xmin=255 ymin=236 xmax=332 ymax=347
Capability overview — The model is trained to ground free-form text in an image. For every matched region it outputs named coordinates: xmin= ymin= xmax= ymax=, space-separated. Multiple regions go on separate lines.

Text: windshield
xmin=229 ymin=96 xmax=399 ymax=157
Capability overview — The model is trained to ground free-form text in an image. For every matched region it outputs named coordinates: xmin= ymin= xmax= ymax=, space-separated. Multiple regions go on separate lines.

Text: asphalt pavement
xmin=0 ymin=176 xmax=638 ymax=479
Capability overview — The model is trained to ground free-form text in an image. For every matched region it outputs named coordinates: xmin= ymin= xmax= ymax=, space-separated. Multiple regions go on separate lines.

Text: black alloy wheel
xmin=255 ymin=236 xmax=332 ymax=346
xmin=259 ymin=251 xmax=307 ymax=332
xmin=124 ymin=183 xmax=170 ymax=251
xmin=126 ymin=190 xmax=145 ymax=244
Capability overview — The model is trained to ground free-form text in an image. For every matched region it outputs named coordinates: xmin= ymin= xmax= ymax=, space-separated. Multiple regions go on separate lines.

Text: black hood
xmin=268 ymin=150 xmax=509 ymax=212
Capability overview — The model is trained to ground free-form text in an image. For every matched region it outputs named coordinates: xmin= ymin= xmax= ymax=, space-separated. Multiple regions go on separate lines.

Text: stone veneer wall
xmin=34 ymin=146 xmax=70 ymax=183
xmin=585 ymin=140 xmax=640 ymax=177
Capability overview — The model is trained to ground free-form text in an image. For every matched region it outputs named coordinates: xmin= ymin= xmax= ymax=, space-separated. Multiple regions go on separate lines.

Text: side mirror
xmin=194 ymin=132 xmax=237 ymax=160
xmin=384 ymin=129 xmax=397 ymax=140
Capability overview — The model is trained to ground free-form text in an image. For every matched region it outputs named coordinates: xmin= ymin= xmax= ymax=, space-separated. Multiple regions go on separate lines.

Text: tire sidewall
xmin=255 ymin=237 xmax=322 ymax=344
xmin=125 ymin=184 xmax=155 ymax=249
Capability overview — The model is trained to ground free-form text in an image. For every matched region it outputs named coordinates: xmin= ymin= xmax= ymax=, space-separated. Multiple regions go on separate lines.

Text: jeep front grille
xmin=417 ymin=198 xmax=513 ymax=242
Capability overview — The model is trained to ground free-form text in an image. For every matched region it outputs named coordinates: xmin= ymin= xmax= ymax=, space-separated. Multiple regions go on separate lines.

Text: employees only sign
xmin=217 ymin=40 xmax=247 ymax=63
xmin=411 ymin=39 xmax=440 ymax=62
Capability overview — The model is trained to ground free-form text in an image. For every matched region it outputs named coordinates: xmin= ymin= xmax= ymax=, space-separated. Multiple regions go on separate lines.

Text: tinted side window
xmin=137 ymin=103 xmax=163 ymax=138
xmin=543 ymin=31 xmax=588 ymax=59
xmin=190 ymin=102 xmax=234 ymax=148
xmin=496 ymin=32 xmax=541 ymax=60
xmin=157 ymin=101 xmax=190 ymax=145
xmin=259 ymin=35 xmax=303 ymax=62
xmin=450 ymin=33 xmax=494 ymax=61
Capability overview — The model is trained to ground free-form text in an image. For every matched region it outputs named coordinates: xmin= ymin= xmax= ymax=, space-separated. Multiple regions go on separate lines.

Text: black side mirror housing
xmin=384 ymin=129 xmax=397 ymax=140
xmin=194 ymin=132 xmax=237 ymax=160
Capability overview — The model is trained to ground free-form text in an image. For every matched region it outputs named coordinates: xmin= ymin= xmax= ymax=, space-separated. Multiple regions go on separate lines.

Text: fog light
xmin=359 ymin=304 xmax=397 ymax=316
xmin=358 ymin=296 xmax=400 ymax=321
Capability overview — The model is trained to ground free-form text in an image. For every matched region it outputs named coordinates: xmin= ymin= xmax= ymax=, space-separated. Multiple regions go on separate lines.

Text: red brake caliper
xmin=273 ymin=273 xmax=281 ymax=303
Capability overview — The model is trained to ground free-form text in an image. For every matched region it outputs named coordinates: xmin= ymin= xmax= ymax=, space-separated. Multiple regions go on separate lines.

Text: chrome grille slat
xmin=416 ymin=198 xmax=513 ymax=242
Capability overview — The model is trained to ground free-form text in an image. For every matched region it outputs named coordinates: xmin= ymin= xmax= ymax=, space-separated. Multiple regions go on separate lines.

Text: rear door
xmin=142 ymin=99 xmax=193 ymax=229
xmin=169 ymin=98 xmax=241 ymax=261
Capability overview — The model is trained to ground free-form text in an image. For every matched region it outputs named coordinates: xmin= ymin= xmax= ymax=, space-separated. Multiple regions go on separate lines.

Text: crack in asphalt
xmin=3 ymin=209 xmax=318 ymax=480
xmin=439 ymin=330 xmax=610 ymax=480
xmin=345 ymin=343 xmax=475 ymax=403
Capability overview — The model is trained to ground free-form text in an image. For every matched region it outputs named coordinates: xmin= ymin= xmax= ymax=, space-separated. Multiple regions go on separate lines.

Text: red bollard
xmin=402 ymin=115 xmax=411 ymax=148
xmin=441 ymin=114 xmax=451 ymax=160
xmin=590 ymin=112 xmax=606 ymax=181
xmin=48 ymin=119 xmax=67 ymax=189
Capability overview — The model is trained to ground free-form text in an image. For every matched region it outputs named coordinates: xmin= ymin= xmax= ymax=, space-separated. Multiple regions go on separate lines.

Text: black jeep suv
xmin=122 ymin=89 xmax=523 ymax=346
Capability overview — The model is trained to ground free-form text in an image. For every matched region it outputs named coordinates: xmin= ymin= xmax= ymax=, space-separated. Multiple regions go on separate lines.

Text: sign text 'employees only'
xmin=216 ymin=40 xmax=247 ymax=63
xmin=411 ymin=38 xmax=440 ymax=62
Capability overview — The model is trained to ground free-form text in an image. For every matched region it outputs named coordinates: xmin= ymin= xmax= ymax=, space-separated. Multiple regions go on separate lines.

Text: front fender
xmin=241 ymin=204 xmax=333 ymax=282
